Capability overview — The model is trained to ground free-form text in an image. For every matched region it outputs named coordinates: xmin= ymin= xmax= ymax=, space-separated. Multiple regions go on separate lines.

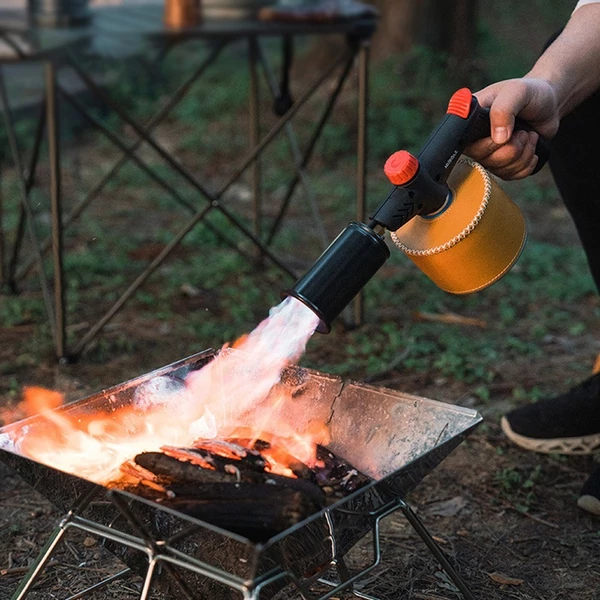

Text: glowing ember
xmin=1 ymin=297 xmax=323 ymax=484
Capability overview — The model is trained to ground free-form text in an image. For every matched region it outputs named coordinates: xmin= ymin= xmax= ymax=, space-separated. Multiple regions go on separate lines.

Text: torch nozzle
xmin=282 ymin=222 xmax=390 ymax=333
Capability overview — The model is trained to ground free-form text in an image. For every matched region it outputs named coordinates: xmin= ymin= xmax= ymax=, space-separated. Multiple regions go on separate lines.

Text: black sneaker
xmin=578 ymin=467 xmax=600 ymax=515
xmin=500 ymin=372 xmax=600 ymax=455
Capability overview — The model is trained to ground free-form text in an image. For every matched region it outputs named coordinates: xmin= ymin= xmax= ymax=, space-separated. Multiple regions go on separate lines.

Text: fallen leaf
xmin=428 ymin=496 xmax=468 ymax=517
xmin=487 ymin=572 xmax=524 ymax=586
xmin=83 ymin=536 xmax=97 ymax=548
xmin=432 ymin=535 xmax=448 ymax=544
xmin=413 ymin=311 xmax=487 ymax=328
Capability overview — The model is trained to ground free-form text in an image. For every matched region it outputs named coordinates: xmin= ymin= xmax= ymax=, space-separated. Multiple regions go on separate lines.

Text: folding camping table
xmin=0 ymin=1 xmax=377 ymax=361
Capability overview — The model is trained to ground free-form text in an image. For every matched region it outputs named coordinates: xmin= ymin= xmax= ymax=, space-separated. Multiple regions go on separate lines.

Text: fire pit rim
xmin=0 ymin=349 xmax=482 ymax=550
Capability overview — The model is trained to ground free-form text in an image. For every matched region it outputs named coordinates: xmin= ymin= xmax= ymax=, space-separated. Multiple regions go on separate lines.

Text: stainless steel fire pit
xmin=0 ymin=349 xmax=482 ymax=600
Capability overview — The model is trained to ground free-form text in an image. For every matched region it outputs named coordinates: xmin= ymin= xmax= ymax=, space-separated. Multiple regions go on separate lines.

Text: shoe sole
xmin=578 ymin=494 xmax=600 ymax=516
xmin=501 ymin=416 xmax=600 ymax=455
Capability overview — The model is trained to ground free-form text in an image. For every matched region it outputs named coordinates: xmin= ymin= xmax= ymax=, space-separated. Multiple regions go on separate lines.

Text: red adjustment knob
xmin=447 ymin=88 xmax=472 ymax=118
xmin=384 ymin=150 xmax=419 ymax=185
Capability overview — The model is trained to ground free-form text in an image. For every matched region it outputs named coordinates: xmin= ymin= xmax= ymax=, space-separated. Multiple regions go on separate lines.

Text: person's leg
xmin=548 ymin=86 xmax=600 ymax=293
xmin=501 ymin=82 xmax=600 ymax=513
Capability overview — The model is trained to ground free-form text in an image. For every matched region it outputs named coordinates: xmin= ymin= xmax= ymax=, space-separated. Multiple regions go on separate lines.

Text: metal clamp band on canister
xmin=390 ymin=158 xmax=527 ymax=294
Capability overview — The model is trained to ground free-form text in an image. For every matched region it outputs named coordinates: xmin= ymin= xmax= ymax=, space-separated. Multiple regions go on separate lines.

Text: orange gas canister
xmin=391 ymin=158 xmax=527 ymax=294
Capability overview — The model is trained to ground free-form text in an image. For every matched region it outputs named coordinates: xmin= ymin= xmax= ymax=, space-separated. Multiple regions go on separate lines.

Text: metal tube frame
xmin=249 ymin=35 xmax=262 ymax=254
xmin=65 ymin=46 xmax=347 ymax=269
xmin=1 ymin=31 xmax=372 ymax=360
xmin=0 ymin=66 xmax=57 ymax=336
xmin=256 ymin=39 xmax=329 ymax=252
xmin=45 ymin=60 xmax=66 ymax=359
xmin=16 ymin=40 xmax=229 ymax=281
xmin=8 ymin=93 xmax=47 ymax=287
xmin=398 ymin=499 xmax=476 ymax=600
xmin=9 ymin=493 xmax=476 ymax=600
xmin=263 ymin=46 xmax=357 ymax=248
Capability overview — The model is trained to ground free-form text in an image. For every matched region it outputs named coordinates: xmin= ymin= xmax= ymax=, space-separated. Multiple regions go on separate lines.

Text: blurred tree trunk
xmin=371 ymin=0 xmax=478 ymax=74
xmin=369 ymin=0 xmax=419 ymax=59
xmin=417 ymin=0 xmax=478 ymax=64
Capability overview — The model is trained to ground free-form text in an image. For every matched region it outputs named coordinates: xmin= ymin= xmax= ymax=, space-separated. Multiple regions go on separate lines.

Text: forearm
xmin=527 ymin=4 xmax=600 ymax=117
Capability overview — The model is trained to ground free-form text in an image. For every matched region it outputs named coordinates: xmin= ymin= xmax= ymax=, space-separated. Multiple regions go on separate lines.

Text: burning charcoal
xmin=119 ymin=459 xmax=161 ymax=482
xmin=163 ymin=444 xmax=271 ymax=479
xmin=161 ymin=446 xmax=224 ymax=471
xmin=226 ymin=437 xmax=316 ymax=482
xmin=115 ymin=460 xmax=169 ymax=494
xmin=314 ymin=446 xmax=371 ymax=497
xmin=192 ymin=439 xmax=267 ymax=471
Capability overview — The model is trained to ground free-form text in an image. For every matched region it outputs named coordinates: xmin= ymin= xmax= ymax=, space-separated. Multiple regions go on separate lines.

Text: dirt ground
xmin=2 ymin=375 xmax=600 ymax=600
xmin=2 ymin=195 xmax=600 ymax=600
xmin=3 ymin=33 xmax=600 ymax=600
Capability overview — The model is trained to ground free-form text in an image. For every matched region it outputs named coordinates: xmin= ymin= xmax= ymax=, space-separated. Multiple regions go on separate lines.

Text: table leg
xmin=45 ymin=61 xmax=66 ymax=361
xmin=0 ymin=158 xmax=5 ymax=289
xmin=248 ymin=36 xmax=263 ymax=261
xmin=17 ymin=43 xmax=226 ymax=282
xmin=353 ymin=39 xmax=370 ymax=328
xmin=0 ymin=67 xmax=56 ymax=337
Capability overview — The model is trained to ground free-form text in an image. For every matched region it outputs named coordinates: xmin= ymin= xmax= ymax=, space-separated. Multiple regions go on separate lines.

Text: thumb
xmin=474 ymin=80 xmax=531 ymax=145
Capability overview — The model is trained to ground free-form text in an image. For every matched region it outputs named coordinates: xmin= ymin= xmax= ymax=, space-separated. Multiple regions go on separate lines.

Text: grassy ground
xmin=2 ymin=2 xmax=600 ymax=598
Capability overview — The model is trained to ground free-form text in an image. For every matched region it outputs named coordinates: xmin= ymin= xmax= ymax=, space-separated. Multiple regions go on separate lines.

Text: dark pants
xmin=543 ymin=30 xmax=600 ymax=293
xmin=549 ymin=87 xmax=600 ymax=293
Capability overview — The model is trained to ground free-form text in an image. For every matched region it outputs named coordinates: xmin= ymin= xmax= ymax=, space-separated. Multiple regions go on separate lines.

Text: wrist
xmin=523 ymin=71 xmax=568 ymax=119
xmin=526 ymin=5 xmax=600 ymax=117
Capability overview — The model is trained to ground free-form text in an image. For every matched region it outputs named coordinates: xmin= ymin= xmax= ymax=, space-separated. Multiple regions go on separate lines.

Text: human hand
xmin=465 ymin=77 xmax=560 ymax=180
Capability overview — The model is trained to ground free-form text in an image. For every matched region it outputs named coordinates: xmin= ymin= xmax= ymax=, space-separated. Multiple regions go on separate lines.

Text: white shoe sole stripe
xmin=501 ymin=416 xmax=600 ymax=455
xmin=577 ymin=495 xmax=600 ymax=516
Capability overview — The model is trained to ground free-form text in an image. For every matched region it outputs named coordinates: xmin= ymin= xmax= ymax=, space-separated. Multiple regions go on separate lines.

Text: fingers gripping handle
xmin=509 ymin=113 xmax=550 ymax=174
xmin=457 ymin=89 xmax=550 ymax=175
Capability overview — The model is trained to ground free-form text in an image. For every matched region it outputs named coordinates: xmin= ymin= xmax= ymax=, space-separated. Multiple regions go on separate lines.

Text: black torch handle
xmin=419 ymin=89 xmax=550 ymax=185
xmin=468 ymin=105 xmax=550 ymax=175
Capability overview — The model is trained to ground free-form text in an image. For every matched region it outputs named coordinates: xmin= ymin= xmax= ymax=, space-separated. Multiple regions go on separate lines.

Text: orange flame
xmin=1 ymin=298 xmax=323 ymax=485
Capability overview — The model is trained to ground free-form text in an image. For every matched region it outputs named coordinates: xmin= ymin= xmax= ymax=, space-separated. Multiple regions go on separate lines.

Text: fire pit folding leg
xmin=398 ymin=500 xmax=476 ymax=600
xmin=11 ymin=520 xmax=68 ymax=600
xmin=316 ymin=501 xmax=399 ymax=600
xmin=9 ymin=509 xmax=138 ymax=600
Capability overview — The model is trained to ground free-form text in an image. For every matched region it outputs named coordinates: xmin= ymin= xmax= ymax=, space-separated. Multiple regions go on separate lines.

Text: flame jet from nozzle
xmin=282 ymin=88 xmax=550 ymax=332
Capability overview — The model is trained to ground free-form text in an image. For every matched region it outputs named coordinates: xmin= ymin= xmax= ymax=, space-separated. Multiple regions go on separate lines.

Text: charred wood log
xmin=161 ymin=484 xmax=321 ymax=541
xmin=224 ymin=437 xmax=315 ymax=481
xmin=121 ymin=439 xmax=371 ymax=541
xmin=133 ymin=452 xmax=325 ymax=505
xmin=135 ymin=452 xmax=234 ymax=484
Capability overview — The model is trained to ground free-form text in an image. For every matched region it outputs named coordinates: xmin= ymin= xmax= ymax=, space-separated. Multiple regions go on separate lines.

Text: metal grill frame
xmin=0 ymin=350 xmax=482 ymax=599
